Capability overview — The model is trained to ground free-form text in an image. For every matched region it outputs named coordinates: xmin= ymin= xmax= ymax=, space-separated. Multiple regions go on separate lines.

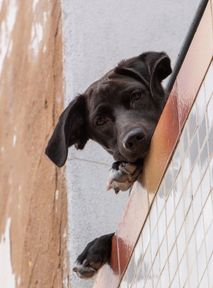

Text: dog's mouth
xmin=113 ymin=153 xmax=142 ymax=164
xmin=114 ymin=146 xmax=150 ymax=163
xmin=125 ymin=152 xmax=148 ymax=163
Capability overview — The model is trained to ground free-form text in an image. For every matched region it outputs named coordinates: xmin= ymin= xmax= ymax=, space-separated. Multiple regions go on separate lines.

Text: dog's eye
xmin=131 ymin=92 xmax=142 ymax=103
xmin=130 ymin=92 xmax=143 ymax=108
xmin=95 ymin=116 xmax=108 ymax=126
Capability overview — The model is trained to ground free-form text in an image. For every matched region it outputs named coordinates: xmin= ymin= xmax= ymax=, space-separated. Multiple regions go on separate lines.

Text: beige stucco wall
xmin=0 ymin=1 xmax=68 ymax=287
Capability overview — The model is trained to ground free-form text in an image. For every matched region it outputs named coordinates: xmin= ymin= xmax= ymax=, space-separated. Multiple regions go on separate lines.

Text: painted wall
xmin=0 ymin=1 xmax=68 ymax=287
xmin=61 ymin=0 xmax=201 ymax=287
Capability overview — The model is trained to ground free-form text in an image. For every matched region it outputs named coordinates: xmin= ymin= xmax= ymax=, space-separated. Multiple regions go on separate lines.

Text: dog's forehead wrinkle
xmin=87 ymin=81 xmax=146 ymax=114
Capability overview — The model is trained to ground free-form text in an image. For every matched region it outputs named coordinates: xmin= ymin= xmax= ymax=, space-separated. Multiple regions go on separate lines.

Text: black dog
xmin=45 ymin=51 xmax=172 ymax=278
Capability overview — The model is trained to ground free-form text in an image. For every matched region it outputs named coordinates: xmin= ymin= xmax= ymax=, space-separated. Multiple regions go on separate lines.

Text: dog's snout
xmin=123 ymin=129 xmax=145 ymax=151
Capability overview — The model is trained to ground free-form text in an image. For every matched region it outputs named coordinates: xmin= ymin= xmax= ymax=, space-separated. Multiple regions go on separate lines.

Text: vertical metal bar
xmin=167 ymin=0 xmax=209 ymax=93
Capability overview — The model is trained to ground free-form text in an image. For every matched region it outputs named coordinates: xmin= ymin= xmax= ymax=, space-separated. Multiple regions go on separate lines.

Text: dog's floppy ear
xmin=142 ymin=51 xmax=172 ymax=98
xmin=45 ymin=94 xmax=88 ymax=167
xmin=115 ymin=51 xmax=171 ymax=99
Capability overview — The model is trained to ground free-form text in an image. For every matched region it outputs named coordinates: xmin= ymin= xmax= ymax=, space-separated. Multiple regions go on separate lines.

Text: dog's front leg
xmin=73 ymin=233 xmax=114 ymax=279
xmin=107 ymin=161 xmax=143 ymax=193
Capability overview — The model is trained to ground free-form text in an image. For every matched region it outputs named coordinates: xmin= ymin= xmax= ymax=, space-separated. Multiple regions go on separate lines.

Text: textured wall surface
xmin=61 ymin=0 xmax=202 ymax=287
xmin=0 ymin=1 xmax=68 ymax=287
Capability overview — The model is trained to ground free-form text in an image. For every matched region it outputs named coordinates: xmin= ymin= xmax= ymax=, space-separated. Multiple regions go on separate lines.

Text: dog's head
xmin=46 ymin=52 xmax=172 ymax=166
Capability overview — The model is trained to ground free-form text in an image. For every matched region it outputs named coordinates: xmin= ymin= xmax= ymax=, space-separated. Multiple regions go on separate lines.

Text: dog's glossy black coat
xmin=45 ymin=52 xmax=172 ymax=278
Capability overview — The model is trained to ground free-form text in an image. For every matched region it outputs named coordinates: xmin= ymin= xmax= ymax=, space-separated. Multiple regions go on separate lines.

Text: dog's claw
xmin=107 ymin=161 xmax=142 ymax=193
xmin=73 ymin=264 xmax=97 ymax=279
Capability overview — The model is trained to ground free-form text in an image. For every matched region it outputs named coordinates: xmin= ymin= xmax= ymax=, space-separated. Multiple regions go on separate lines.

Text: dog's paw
xmin=73 ymin=233 xmax=114 ymax=279
xmin=107 ymin=161 xmax=143 ymax=193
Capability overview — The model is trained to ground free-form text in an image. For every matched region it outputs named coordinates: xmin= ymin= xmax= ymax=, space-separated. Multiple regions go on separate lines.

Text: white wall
xmin=61 ymin=1 xmax=201 ymax=287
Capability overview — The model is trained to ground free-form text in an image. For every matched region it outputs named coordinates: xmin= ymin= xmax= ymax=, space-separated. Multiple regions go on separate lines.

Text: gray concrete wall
xmin=61 ymin=1 xmax=201 ymax=287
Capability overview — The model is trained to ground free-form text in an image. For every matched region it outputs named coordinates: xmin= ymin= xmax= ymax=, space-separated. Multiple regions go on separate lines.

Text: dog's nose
xmin=123 ymin=129 xmax=145 ymax=151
